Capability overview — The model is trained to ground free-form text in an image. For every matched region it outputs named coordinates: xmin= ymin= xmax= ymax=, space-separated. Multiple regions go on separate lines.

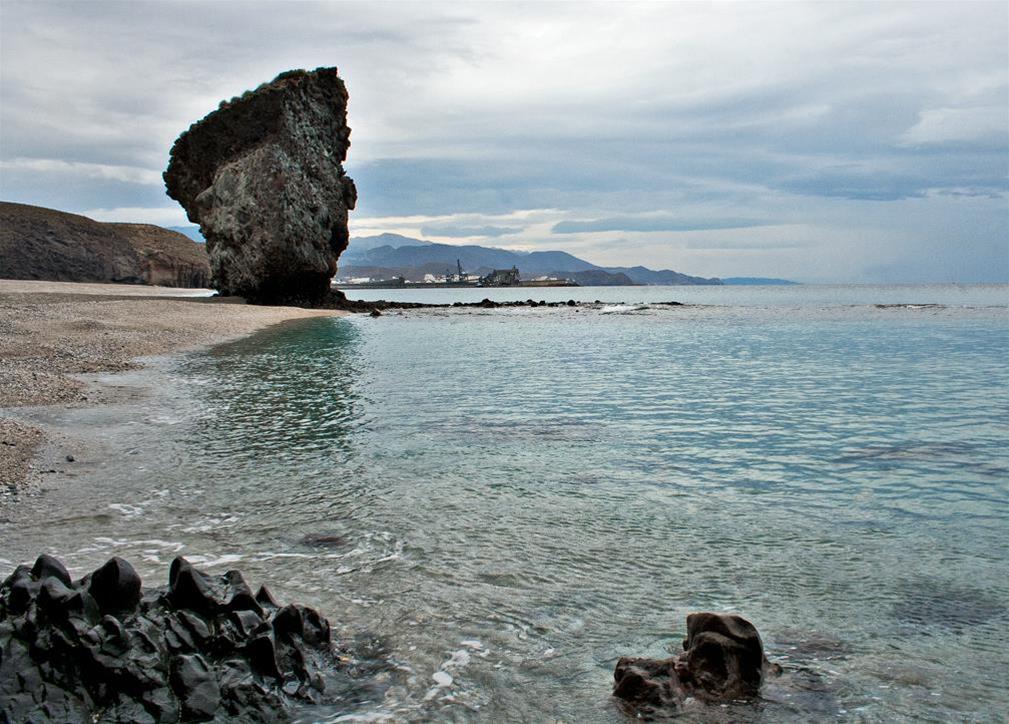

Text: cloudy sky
xmin=1 ymin=1 xmax=1006 ymax=282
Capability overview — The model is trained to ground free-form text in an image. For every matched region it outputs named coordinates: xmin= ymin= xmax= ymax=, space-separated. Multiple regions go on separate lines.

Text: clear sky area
xmin=1 ymin=1 xmax=1006 ymax=282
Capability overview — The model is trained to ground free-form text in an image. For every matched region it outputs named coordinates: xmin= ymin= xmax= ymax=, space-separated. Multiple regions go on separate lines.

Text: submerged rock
xmin=164 ymin=68 xmax=357 ymax=305
xmin=613 ymin=612 xmax=779 ymax=716
xmin=0 ymin=555 xmax=343 ymax=722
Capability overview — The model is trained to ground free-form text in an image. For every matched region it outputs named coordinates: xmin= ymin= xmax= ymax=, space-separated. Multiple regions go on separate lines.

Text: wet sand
xmin=0 ymin=280 xmax=346 ymax=491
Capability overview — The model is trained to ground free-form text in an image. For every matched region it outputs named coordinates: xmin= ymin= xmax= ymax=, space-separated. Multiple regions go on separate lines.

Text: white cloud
xmin=0 ymin=157 xmax=163 ymax=185
xmin=83 ymin=206 xmax=190 ymax=226
xmin=349 ymin=208 xmax=565 ymax=243
xmin=899 ymin=106 xmax=1008 ymax=146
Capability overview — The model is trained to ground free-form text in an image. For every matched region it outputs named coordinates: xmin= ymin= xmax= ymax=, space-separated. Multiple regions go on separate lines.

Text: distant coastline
xmin=336 ymin=232 xmax=725 ymax=286
xmin=336 ymin=278 xmax=578 ymax=290
xmin=336 ymin=275 xmax=802 ymax=290
xmin=1 ymin=204 xmax=803 ymax=292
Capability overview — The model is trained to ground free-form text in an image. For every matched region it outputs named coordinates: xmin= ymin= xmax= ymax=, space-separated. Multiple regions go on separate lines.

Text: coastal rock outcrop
xmin=1 ymin=555 xmax=342 ymax=722
xmin=110 ymin=223 xmax=211 ymax=288
xmin=613 ymin=612 xmax=779 ymax=716
xmin=0 ymin=202 xmax=210 ymax=288
xmin=164 ymin=68 xmax=357 ymax=305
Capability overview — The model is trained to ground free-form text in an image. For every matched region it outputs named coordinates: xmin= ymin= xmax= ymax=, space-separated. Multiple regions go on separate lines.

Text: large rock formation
xmin=0 ymin=202 xmax=210 ymax=288
xmin=1 ymin=555 xmax=344 ymax=722
xmin=164 ymin=68 xmax=357 ymax=305
xmin=613 ymin=612 xmax=779 ymax=716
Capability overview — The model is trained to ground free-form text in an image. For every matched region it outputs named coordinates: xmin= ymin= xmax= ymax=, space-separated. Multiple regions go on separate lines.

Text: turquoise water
xmin=3 ymin=285 xmax=1008 ymax=721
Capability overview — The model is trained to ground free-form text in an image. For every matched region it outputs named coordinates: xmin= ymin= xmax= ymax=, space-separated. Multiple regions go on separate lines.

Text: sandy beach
xmin=0 ymin=280 xmax=345 ymax=491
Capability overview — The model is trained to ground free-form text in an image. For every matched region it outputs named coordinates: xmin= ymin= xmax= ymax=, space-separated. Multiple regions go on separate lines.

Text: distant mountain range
xmin=346 ymin=232 xmax=432 ymax=251
xmin=167 ymin=226 xmax=206 ymax=243
xmin=168 ymin=226 xmax=797 ymax=286
xmin=340 ymin=234 xmax=723 ymax=285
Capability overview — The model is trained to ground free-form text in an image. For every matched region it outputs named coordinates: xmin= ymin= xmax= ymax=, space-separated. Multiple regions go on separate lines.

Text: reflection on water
xmin=2 ymin=295 xmax=1008 ymax=722
xmin=193 ymin=319 xmax=366 ymax=462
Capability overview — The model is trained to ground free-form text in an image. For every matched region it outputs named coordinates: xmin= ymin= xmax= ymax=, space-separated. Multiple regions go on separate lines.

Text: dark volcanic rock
xmin=31 ymin=553 xmax=72 ymax=587
xmin=0 ymin=555 xmax=344 ymax=722
xmin=84 ymin=556 xmax=142 ymax=614
xmin=613 ymin=612 xmax=778 ymax=716
xmin=164 ymin=67 xmax=357 ymax=305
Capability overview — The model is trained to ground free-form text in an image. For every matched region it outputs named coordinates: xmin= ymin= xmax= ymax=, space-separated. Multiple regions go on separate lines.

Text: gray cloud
xmin=420 ymin=224 xmax=522 ymax=238
xmin=552 ymin=217 xmax=772 ymax=234
xmin=684 ymin=239 xmax=809 ymax=251
xmin=0 ymin=1 xmax=1006 ymax=281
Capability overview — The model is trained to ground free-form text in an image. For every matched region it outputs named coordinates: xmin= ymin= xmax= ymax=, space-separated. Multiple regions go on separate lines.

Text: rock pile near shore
xmin=165 ymin=68 xmax=357 ymax=306
xmin=1 ymin=555 xmax=342 ymax=722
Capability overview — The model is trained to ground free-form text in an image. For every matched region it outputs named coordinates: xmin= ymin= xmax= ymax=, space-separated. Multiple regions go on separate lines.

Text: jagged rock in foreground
xmin=1 ymin=555 xmax=342 ymax=722
xmin=0 ymin=202 xmax=210 ymax=288
xmin=164 ymin=68 xmax=357 ymax=305
xmin=613 ymin=612 xmax=780 ymax=716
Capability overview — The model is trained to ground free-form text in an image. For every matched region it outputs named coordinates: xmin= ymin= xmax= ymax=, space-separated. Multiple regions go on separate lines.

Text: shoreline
xmin=0 ymin=280 xmax=347 ymax=493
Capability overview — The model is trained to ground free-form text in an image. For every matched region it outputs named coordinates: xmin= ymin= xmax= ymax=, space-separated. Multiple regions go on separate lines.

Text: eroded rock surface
xmin=164 ymin=68 xmax=357 ymax=305
xmin=1 ymin=555 xmax=342 ymax=722
xmin=0 ymin=202 xmax=210 ymax=288
xmin=613 ymin=612 xmax=779 ymax=716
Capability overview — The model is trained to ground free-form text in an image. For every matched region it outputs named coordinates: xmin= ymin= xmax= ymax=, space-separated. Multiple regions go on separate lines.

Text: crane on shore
xmin=446 ymin=259 xmax=466 ymax=283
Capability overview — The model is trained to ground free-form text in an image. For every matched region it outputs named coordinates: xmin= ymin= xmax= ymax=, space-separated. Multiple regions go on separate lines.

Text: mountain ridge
xmin=344 ymin=234 xmax=721 ymax=285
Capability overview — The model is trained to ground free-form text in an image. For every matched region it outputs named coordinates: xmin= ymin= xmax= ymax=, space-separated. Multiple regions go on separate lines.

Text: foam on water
xmin=599 ymin=304 xmax=651 ymax=314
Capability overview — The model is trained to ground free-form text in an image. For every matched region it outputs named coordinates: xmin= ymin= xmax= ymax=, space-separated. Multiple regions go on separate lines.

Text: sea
xmin=3 ymin=284 xmax=1007 ymax=722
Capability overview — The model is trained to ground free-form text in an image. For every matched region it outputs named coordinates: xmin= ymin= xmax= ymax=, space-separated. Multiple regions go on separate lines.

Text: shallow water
xmin=3 ymin=285 xmax=1008 ymax=722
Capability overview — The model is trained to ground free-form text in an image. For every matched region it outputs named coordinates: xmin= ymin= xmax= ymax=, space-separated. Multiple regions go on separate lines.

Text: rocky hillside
xmin=0 ymin=202 xmax=210 ymax=288
xmin=107 ymin=222 xmax=210 ymax=287
xmin=562 ymin=269 xmax=637 ymax=286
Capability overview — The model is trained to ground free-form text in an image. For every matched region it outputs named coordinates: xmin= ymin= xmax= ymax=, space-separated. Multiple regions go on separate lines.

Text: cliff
xmin=108 ymin=222 xmax=211 ymax=288
xmin=0 ymin=202 xmax=210 ymax=288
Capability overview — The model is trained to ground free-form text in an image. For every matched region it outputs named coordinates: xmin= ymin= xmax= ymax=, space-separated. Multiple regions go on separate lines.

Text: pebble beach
xmin=0 ymin=280 xmax=344 ymax=492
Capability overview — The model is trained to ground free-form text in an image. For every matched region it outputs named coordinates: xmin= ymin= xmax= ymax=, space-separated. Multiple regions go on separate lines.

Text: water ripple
xmin=3 ymin=300 xmax=1006 ymax=722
